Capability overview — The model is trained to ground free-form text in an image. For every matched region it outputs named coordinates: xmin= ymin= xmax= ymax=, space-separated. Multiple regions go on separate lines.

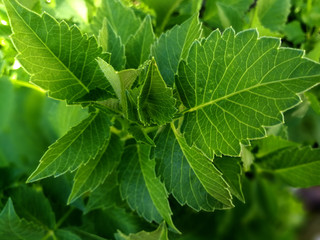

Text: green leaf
xmin=27 ymin=109 xmax=110 ymax=182
xmin=137 ymin=59 xmax=176 ymax=125
xmin=55 ymin=229 xmax=82 ymax=240
xmin=92 ymin=0 xmax=141 ymax=44
xmin=119 ymin=144 xmax=178 ymax=232
xmin=256 ymin=0 xmax=291 ymax=31
xmin=8 ymin=186 xmax=56 ymax=229
xmin=115 ymin=222 xmax=168 ymax=240
xmin=128 ymin=125 xmax=155 ymax=146
xmin=0 ymin=199 xmax=47 ymax=240
xmin=151 ymin=14 xmax=202 ymax=86
xmin=154 ymin=124 xmax=233 ymax=211
xmin=140 ymin=0 xmax=183 ymax=31
xmin=284 ymin=21 xmax=305 ymax=45
xmin=126 ymin=15 xmax=155 ymax=69
xmin=257 ymin=147 xmax=320 ymax=188
xmin=253 ymin=135 xmax=300 ymax=158
xmin=305 ymin=91 xmax=320 ymax=115
xmin=177 ymin=28 xmax=320 ymax=158
xmin=203 ymin=0 xmax=253 ymax=31
xmin=85 ymin=172 xmax=121 ymax=214
xmin=99 ymin=18 xmax=126 ymax=70
xmin=68 ymin=134 xmax=123 ymax=203
xmin=4 ymin=0 xmax=112 ymax=103
xmin=17 ymin=0 xmax=41 ymax=13
xmin=214 ymin=156 xmax=244 ymax=202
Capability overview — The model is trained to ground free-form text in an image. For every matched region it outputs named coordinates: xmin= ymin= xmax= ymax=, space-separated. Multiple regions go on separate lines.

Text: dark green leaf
xmin=155 ymin=124 xmax=233 ymax=211
xmin=27 ymin=109 xmax=110 ymax=182
xmin=119 ymin=144 xmax=178 ymax=232
xmin=152 ymin=14 xmax=202 ymax=86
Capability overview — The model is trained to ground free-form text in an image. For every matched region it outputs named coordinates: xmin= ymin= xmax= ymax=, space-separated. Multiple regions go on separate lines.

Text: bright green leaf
xmin=177 ymin=28 xmax=320 ymax=158
xmin=4 ymin=0 xmax=112 ymax=103
xmin=257 ymin=0 xmax=291 ymax=31
xmin=27 ymin=109 xmax=110 ymax=182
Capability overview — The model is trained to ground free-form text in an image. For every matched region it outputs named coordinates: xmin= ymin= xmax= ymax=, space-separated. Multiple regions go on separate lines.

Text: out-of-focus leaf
xmin=258 ymin=146 xmax=320 ymax=187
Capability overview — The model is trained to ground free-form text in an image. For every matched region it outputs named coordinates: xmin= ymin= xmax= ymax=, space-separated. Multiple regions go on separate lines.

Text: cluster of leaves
xmin=0 ymin=0 xmax=320 ymax=239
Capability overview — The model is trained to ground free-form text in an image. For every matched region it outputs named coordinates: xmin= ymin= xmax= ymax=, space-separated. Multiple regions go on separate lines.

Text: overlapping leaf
xmin=137 ymin=59 xmax=176 ymax=125
xmin=68 ymin=134 xmax=123 ymax=203
xmin=115 ymin=222 xmax=168 ymax=240
xmin=0 ymin=199 xmax=47 ymax=240
xmin=152 ymin=14 xmax=202 ymax=86
xmin=177 ymin=28 xmax=320 ymax=158
xmin=119 ymin=144 xmax=178 ymax=232
xmin=99 ymin=19 xmax=126 ymax=70
xmin=92 ymin=0 xmax=141 ymax=44
xmin=126 ymin=15 xmax=155 ymax=69
xmin=154 ymin=124 xmax=233 ymax=211
xmin=27 ymin=109 xmax=110 ymax=182
xmin=4 ymin=0 xmax=112 ymax=103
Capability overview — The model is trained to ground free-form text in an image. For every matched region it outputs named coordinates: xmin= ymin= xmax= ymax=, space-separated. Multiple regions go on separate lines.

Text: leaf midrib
xmin=186 ymin=74 xmax=320 ymax=113
xmin=8 ymin=0 xmax=89 ymax=93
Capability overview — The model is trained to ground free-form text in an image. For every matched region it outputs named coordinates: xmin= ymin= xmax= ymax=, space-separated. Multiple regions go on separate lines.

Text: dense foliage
xmin=1 ymin=0 xmax=320 ymax=239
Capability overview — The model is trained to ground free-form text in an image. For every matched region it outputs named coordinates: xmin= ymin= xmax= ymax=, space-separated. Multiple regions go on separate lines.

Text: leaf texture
xmin=27 ymin=109 xmax=110 ymax=182
xmin=155 ymin=124 xmax=233 ymax=211
xmin=177 ymin=28 xmax=320 ymax=158
xmin=69 ymin=134 xmax=123 ymax=203
xmin=152 ymin=14 xmax=202 ymax=86
xmin=119 ymin=144 xmax=178 ymax=232
xmin=4 ymin=0 xmax=112 ymax=103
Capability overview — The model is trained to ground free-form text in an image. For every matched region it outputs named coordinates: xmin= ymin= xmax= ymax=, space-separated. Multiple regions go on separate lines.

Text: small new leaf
xmin=138 ymin=59 xmax=176 ymax=126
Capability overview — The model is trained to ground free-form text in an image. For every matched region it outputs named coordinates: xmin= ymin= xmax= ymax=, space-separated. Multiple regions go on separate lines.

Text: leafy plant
xmin=0 ymin=0 xmax=320 ymax=239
